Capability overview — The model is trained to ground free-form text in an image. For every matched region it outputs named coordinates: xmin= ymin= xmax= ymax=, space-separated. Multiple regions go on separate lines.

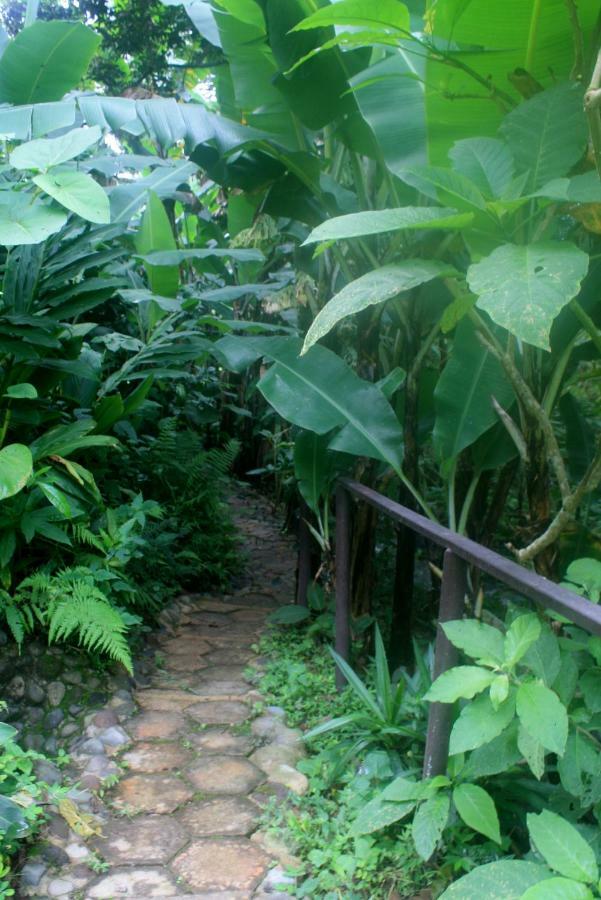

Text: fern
xmin=72 ymin=524 xmax=105 ymax=552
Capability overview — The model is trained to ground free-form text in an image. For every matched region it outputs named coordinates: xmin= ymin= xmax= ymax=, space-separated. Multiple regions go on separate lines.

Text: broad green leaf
xmin=412 ymin=793 xmax=450 ymax=860
xmin=518 ymin=723 xmax=546 ymax=780
xmin=0 ymin=444 xmax=33 ymax=500
xmin=425 ymin=666 xmax=496 ymax=703
xmin=10 ymin=125 xmax=101 ymax=171
xmin=303 ymin=207 xmax=474 ymax=244
xmin=381 ymin=776 xmax=422 ymax=802
xmin=527 ymin=810 xmax=598 ymax=883
xmin=516 ymin=682 xmax=568 ymax=756
xmin=521 ymin=879 xmax=593 ymax=900
xmin=4 ymin=383 xmax=37 ymax=399
xmin=580 ymin=669 xmax=601 ymax=713
xmin=558 ymin=732 xmax=601 ymax=798
xmin=449 ymin=692 xmax=515 ymax=755
xmin=448 ymin=138 xmax=515 ymax=199
xmin=294 ymin=431 xmax=333 ymax=513
xmin=138 ymin=248 xmax=264 ymax=264
xmin=0 ymin=21 xmax=100 ymax=104
xmin=135 ymin=191 xmax=178 ymax=298
xmin=303 ymin=261 xmax=455 ymax=353
xmin=33 ymin=172 xmax=110 ymax=225
xmin=292 ymin=0 xmax=410 ymax=32
xmin=433 ymin=318 xmax=515 ymax=461
xmin=522 ymin=623 xmax=561 ymax=686
xmin=468 ymin=242 xmax=589 ymax=350
xmin=489 ymin=674 xmax=509 ymax=709
xmin=438 ymin=861 xmax=553 ymax=899
xmin=400 ymin=165 xmax=487 ymax=210
xmin=461 ymin=722 xmax=522 ymax=779
xmin=0 ymin=196 xmax=66 ymax=245
xmin=500 ymin=83 xmax=587 ymax=191
xmin=267 ymin=605 xmax=311 ymax=625
xmin=565 ymin=559 xmax=601 ymax=603
xmin=452 ymin=783 xmax=501 ymax=843
xmin=161 ymin=0 xmax=222 ymax=47
xmin=534 ymin=172 xmax=601 ymax=204
xmin=0 ymin=723 xmax=18 ymax=745
xmin=0 ymin=795 xmax=28 ymax=835
xmin=442 ymin=619 xmax=504 ymax=665
xmin=503 ymin=614 xmax=541 ymax=668
xmin=352 ymin=796 xmax=416 ymax=835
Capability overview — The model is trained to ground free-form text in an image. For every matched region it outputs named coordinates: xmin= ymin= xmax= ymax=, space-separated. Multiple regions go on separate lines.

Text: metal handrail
xmin=297 ymin=477 xmax=601 ymax=779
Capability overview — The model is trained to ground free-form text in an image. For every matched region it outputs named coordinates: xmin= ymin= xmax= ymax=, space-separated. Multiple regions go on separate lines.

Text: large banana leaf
xmin=302 ymin=260 xmax=456 ymax=353
xmin=294 ymin=431 xmax=334 ymax=513
xmin=0 ymin=21 xmax=100 ymax=104
xmin=135 ymin=192 xmax=179 ymax=298
xmin=304 ymin=207 xmax=473 ymax=243
xmin=433 ymin=319 xmax=516 ymax=462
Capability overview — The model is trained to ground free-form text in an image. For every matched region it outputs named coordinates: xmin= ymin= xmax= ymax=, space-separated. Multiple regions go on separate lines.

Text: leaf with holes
xmin=467 ymin=242 xmax=589 ymax=350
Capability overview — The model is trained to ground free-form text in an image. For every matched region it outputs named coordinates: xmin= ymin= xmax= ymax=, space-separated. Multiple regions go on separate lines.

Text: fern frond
xmin=72 ymin=524 xmax=104 ymax=552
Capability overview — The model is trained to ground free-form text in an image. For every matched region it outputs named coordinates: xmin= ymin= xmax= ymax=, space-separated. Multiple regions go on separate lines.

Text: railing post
xmin=423 ymin=549 xmax=467 ymax=778
xmin=296 ymin=500 xmax=311 ymax=607
xmin=335 ymin=483 xmax=351 ymax=691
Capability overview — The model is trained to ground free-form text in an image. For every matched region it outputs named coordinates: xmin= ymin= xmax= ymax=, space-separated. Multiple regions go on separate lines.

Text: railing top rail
xmin=339 ymin=478 xmax=601 ymax=635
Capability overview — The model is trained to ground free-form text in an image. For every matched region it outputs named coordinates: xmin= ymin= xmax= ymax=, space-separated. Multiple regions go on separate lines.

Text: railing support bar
xmin=335 ymin=484 xmax=352 ymax=691
xmin=423 ymin=549 xmax=467 ymax=778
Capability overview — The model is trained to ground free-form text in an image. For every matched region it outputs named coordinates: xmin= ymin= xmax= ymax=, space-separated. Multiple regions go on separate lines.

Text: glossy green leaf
xmin=303 ymin=261 xmax=454 ymax=353
xmin=0 ymin=723 xmax=18 ymax=745
xmin=10 ymin=125 xmax=101 ymax=171
xmin=412 ymin=793 xmax=450 ymax=860
xmin=438 ymin=861 xmax=551 ymax=899
xmin=522 ymin=623 xmax=561 ymax=686
xmin=527 ymin=810 xmax=598 ymax=883
xmin=4 ymin=383 xmax=37 ymax=399
xmin=33 ymin=172 xmax=110 ymax=225
xmin=449 ymin=692 xmax=515 ymax=755
xmin=442 ymin=619 xmax=505 ymax=666
xmin=503 ymin=614 xmax=541 ymax=668
xmin=304 ymin=207 xmax=473 ymax=244
xmin=0 ymin=196 xmax=67 ymax=246
xmin=449 ymin=138 xmax=515 ymax=199
xmin=521 ymin=879 xmax=593 ymax=900
xmin=433 ymin=318 xmax=515 ymax=461
xmin=292 ymin=0 xmax=410 ymax=32
xmin=425 ymin=666 xmax=496 ymax=703
xmin=0 ymin=444 xmax=33 ymax=501
xmin=400 ymin=165 xmax=487 ymax=210
xmin=534 ymin=171 xmax=601 ymax=204
xmin=516 ymin=682 xmax=568 ymax=756
xmin=135 ymin=191 xmax=178 ymax=298
xmin=453 ymin=783 xmax=501 ymax=843
xmin=0 ymin=21 xmax=100 ymax=104
xmin=468 ymin=242 xmax=589 ymax=350
xmin=294 ymin=431 xmax=332 ymax=513
xmin=500 ymin=83 xmax=587 ymax=191
xmin=0 ymin=795 xmax=29 ymax=835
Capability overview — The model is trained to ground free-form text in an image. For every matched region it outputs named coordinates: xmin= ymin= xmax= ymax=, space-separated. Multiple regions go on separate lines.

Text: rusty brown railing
xmin=297 ymin=477 xmax=601 ymax=779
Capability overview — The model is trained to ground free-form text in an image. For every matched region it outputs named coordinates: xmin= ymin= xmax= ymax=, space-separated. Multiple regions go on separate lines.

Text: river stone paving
xmin=20 ymin=486 xmax=305 ymax=899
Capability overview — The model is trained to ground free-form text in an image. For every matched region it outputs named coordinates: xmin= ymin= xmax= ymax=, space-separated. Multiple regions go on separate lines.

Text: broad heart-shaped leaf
xmin=302 ymin=261 xmax=455 ymax=354
xmin=468 ymin=242 xmax=589 ymax=350
xmin=448 ymin=138 xmax=515 ymax=199
xmin=303 ymin=207 xmax=473 ymax=244
xmin=135 ymin=191 xmax=178 ymax=298
xmin=294 ymin=430 xmax=333 ymax=513
xmin=0 ymin=21 xmax=100 ymax=104
xmin=521 ymin=879 xmax=594 ymax=899
xmin=412 ymin=793 xmax=450 ymax=861
xmin=10 ymin=125 xmax=102 ymax=171
xmin=527 ymin=810 xmax=598 ymax=883
xmin=433 ymin=317 xmax=515 ymax=462
xmin=449 ymin=691 xmax=515 ymax=755
xmin=425 ymin=666 xmax=496 ymax=703
xmin=33 ymin=172 xmax=110 ymax=225
xmin=249 ymin=337 xmax=403 ymax=472
xmin=442 ymin=619 xmax=505 ymax=666
xmin=0 ymin=196 xmax=66 ymax=246
xmin=292 ymin=0 xmax=410 ymax=31
xmin=500 ymin=83 xmax=587 ymax=191
xmin=503 ymin=614 xmax=541 ymax=668
xmin=438 ymin=861 xmax=552 ymax=899
xmin=0 ymin=443 xmax=33 ymax=501
xmin=516 ymin=682 xmax=568 ymax=756
xmin=453 ymin=783 xmax=501 ymax=843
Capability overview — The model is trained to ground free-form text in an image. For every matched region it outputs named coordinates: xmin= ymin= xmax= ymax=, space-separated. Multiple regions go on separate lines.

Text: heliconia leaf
xmin=135 ymin=191 xmax=178 ymax=297
xmin=468 ymin=241 xmax=589 ymax=350
xmin=527 ymin=810 xmax=598 ymax=883
xmin=303 ymin=207 xmax=474 ymax=244
xmin=303 ymin=260 xmax=455 ymax=353
xmin=292 ymin=0 xmax=410 ymax=33
xmin=453 ymin=783 xmax=501 ymax=843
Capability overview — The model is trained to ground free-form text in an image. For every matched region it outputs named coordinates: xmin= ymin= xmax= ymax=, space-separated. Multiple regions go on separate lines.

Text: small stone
xmin=266 ymin=706 xmax=286 ymax=718
xmin=47 ymin=681 xmax=66 ymax=707
xmin=27 ymin=680 xmax=46 ymax=704
xmin=84 ymin=755 xmax=120 ymax=779
xmin=186 ymin=757 xmax=264 ymax=795
xmin=24 ymin=733 xmax=44 ymax=752
xmin=27 ymin=707 xmax=45 ymax=724
xmin=45 ymin=708 xmax=64 ymax=729
xmin=47 ymin=877 xmax=74 ymax=896
xmin=112 ymin=775 xmax=193 ymax=814
xmin=60 ymin=722 xmax=78 ymax=737
xmin=89 ymin=691 xmax=108 ymax=705
xmin=65 ymin=842 xmax=89 ymax=861
xmin=35 ymin=760 xmax=61 ymax=786
xmin=251 ymin=830 xmax=302 ymax=870
xmin=6 ymin=675 xmax=25 ymax=700
xmin=93 ymin=709 xmax=118 ymax=728
xmin=86 ymin=867 xmax=178 ymax=897
xmin=77 ymin=738 xmax=104 ymax=755
xmin=41 ymin=843 xmax=70 ymax=866
xmin=259 ymin=865 xmax=297 ymax=893
xmin=63 ymin=671 xmax=82 ymax=685
xmin=99 ymin=725 xmax=130 ymax=747
xmin=69 ymin=704 xmax=83 ymax=715
xmin=20 ymin=861 xmax=47 ymax=888
xmin=171 ymin=839 xmax=269 ymax=892
xmin=44 ymin=736 xmax=58 ymax=755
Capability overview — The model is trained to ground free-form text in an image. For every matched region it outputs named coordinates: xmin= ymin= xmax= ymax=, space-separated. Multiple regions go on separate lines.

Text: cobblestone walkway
xmin=21 ymin=487 xmax=304 ymax=899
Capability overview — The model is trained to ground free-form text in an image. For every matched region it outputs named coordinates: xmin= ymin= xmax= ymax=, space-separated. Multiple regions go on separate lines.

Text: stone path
xmin=21 ymin=487 xmax=304 ymax=899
